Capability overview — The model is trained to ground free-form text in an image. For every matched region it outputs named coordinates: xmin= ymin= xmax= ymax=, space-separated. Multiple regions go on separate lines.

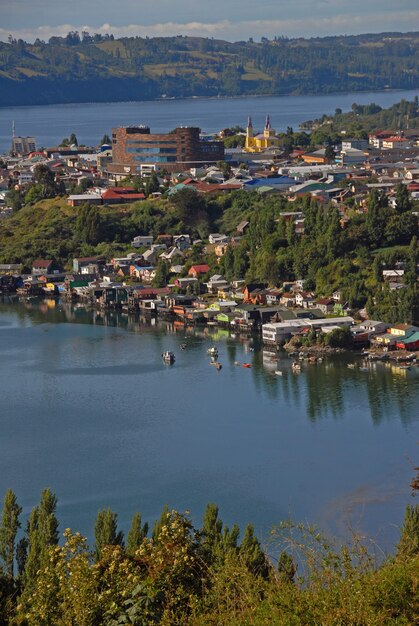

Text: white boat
xmin=162 ymin=351 xmax=175 ymax=364
xmin=274 ymin=370 xmax=283 ymax=376
xmin=207 ymin=346 xmax=218 ymax=357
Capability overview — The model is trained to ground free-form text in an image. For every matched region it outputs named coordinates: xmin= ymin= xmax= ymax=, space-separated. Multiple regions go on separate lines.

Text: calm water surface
xmin=0 ymin=90 xmax=418 ymax=153
xmin=0 ymin=298 xmax=418 ymax=550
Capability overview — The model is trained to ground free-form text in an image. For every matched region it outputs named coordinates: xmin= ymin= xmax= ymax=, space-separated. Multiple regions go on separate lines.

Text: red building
xmin=108 ymin=126 xmax=224 ymax=175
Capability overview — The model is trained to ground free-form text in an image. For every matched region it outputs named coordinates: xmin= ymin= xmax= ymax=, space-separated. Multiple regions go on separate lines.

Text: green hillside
xmin=0 ymin=31 xmax=418 ymax=106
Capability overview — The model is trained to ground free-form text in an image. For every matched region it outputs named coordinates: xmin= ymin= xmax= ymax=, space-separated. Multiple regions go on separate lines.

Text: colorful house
xmin=188 ymin=264 xmax=210 ymax=278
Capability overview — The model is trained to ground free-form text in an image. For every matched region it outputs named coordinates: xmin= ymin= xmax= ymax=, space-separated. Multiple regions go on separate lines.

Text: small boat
xmin=209 ymin=361 xmax=222 ymax=371
xmin=162 ymin=351 xmax=175 ymax=364
xmin=291 ymin=361 xmax=301 ymax=372
xmin=347 ymin=363 xmax=356 ymax=369
xmin=274 ymin=370 xmax=283 ymax=376
xmin=234 ymin=361 xmax=241 ymax=366
xmin=242 ymin=363 xmax=252 ymax=368
xmin=207 ymin=346 xmax=218 ymax=357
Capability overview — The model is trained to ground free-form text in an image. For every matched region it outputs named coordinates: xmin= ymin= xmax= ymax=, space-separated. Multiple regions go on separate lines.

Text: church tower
xmin=264 ymin=114 xmax=274 ymax=138
xmin=245 ymin=115 xmax=254 ymax=151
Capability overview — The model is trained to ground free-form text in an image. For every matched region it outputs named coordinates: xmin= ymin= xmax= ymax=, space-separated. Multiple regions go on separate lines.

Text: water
xmin=1 ymin=89 xmax=418 ymax=153
xmin=1 ymin=297 xmax=418 ymax=552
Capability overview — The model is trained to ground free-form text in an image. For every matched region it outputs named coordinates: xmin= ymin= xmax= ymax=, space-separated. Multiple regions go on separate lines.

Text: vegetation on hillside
xmin=1 ymin=31 xmax=418 ymax=106
xmin=0 ymin=487 xmax=417 ymax=625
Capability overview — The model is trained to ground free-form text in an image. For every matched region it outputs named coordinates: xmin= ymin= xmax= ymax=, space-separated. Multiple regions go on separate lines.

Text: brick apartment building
xmin=108 ymin=125 xmax=224 ymax=175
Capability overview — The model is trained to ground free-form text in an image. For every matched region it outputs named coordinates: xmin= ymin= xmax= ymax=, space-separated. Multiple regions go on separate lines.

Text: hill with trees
xmin=0 ymin=31 xmax=418 ymax=106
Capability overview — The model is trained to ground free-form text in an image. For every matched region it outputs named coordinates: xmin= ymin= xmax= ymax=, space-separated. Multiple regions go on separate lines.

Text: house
xmin=206 ymin=274 xmax=230 ymax=294
xmin=214 ymin=243 xmax=229 ymax=257
xmin=32 ymin=259 xmax=55 ymax=275
xmin=387 ymin=324 xmax=417 ymax=338
xmin=132 ymin=235 xmax=153 ymax=248
xmin=295 ymin=291 xmax=315 ymax=308
xmin=236 ymin=220 xmax=250 ymax=234
xmin=280 ymin=292 xmax=296 ymax=308
xmin=315 ymin=297 xmax=335 ymax=315
xmin=73 ymin=257 xmax=105 ymax=274
xmin=395 ymin=331 xmax=419 ymax=351
xmin=382 ymin=269 xmax=404 ymax=283
xmin=381 ymin=136 xmax=410 ymax=150
xmin=101 ymin=187 xmax=146 ymax=204
xmin=208 ymin=233 xmax=228 ymax=245
xmin=67 ymin=193 xmax=102 ymax=207
xmin=159 ymin=247 xmax=183 ymax=262
xmin=188 ymin=264 xmax=210 ymax=278
xmin=358 ymin=320 xmax=390 ymax=335
xmin=173 ymin=235 xmax=191 ymax=251
xmin=266 ymin=289 xmax=282 ymax=305
xmin=174 ymin=277 xmax=198 ymax=290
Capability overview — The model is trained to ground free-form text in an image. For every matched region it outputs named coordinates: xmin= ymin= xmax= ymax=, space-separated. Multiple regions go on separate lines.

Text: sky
xmin=1 ymin=0 xmax=418 ymax=43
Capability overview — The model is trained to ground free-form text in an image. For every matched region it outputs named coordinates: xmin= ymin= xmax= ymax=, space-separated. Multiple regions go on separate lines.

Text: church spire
xmin=247 ymin=115 xmax=253 ymax=129
xmin=265 ymin=114 xmax=271 ymax=130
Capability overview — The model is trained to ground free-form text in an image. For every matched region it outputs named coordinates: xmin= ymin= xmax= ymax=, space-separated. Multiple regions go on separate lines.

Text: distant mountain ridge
xmin=0 ymin=31 xmax=418 ymax=107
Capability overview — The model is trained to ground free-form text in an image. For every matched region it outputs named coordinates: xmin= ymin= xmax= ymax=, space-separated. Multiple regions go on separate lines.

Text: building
xmin=11 ymin=136 xmax=36 ymax=156
xmin=245 ymin=115 xmax=281 ymax=153
xmin=108 ymin=126 xmax=224 ymax=175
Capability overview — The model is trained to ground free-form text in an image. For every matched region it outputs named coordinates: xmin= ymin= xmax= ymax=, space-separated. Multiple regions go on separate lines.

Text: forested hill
xmin=1 ymin=31 xmax=419 ymax=107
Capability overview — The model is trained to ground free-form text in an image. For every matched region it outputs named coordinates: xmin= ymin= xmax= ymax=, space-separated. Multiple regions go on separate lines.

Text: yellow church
xmin=244 ymin=115 xmax=281 ymax=152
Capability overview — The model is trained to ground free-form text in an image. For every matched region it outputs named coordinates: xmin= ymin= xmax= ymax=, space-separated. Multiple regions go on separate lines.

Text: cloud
xmin=1 ymin=12 xmax=419 ymax=43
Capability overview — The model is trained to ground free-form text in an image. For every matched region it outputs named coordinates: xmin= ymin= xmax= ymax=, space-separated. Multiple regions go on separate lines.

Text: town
xmin=1 ymin=100 xmax=418 ymax=361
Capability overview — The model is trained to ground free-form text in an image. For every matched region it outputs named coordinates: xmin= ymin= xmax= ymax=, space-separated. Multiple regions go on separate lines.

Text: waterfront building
xmin=108 ymin=125 xmax=224 ymax=175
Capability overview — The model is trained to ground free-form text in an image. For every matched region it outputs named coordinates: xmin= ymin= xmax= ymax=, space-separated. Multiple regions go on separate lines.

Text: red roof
xmin=188 ymin=264 xmax=210 ymax=274
xmin=384 ymin=136 xmax=408 ymax=143
xmin=32 ymin=259 xmax=53 ymax=267
xmin=102 ymin=189 xmax=145 ymax=200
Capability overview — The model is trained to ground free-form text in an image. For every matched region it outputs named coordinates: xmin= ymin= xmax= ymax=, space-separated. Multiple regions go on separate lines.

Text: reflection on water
xmin=1 ymin=296 xmax=418 ymax=425
xmin=0 ymin=296 xmax=417 ymax=548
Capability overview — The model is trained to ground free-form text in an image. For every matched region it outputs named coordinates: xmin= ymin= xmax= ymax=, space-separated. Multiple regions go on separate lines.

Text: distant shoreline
xmin=1 ymin=87 xmax=418 ymax=111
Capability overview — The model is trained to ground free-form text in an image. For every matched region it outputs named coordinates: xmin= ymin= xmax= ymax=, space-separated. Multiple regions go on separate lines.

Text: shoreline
xmin=1 ymin=87 xmax=417 ymax=111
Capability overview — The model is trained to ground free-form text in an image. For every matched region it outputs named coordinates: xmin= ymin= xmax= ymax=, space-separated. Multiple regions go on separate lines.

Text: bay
xmin=1 ymin=297 xmax=418 ymax=551
xmin=0 ymin=89 xmax=418 ymax=153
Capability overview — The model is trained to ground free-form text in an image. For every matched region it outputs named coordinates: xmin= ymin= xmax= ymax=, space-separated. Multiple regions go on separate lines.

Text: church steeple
xmin=264 ymin=113 xmax=274 ymax=138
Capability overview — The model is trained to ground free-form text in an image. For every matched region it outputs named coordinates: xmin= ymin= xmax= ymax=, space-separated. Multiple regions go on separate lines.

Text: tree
xmin=152 ymin=260 xmax=169 ymax=287
xmin=0 ymin=490 xmax=22 ymax=578
xmin=145 ymin=171 xmax=160 ymax=196
xmin=239 ymin=524 xmax=269 ymax=578
xmin=94 ymin=508 xmax=124 ymax=560
xmin=324 ymin=144 xmax=335 ymax=163
xmin=24 ymin=488 xmax=59 ymax=589
xmin=6 ymin=188 xmax=23 ymax=211
xmin=76 ymin=203 xmax=103 ymax=245
xmin=126 ymin=512 xmax=148 ymax=556
xmin=395 ymin=182 xmax=412 ymax=214
xmin=69 ymin=133 xmax=78 ymax=146
xmin=33 ymin=163 xmax=57 ymax=198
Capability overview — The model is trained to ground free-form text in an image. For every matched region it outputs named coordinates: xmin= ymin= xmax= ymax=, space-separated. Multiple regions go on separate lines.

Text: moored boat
xmin=162 ymin=351 xmax=175 ymax=364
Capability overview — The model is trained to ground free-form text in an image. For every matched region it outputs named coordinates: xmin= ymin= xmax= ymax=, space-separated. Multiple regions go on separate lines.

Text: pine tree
xmin=239 ymin=524 xmax=269 ymax=578
xmin=126 ymin=512 xmax=148 ymax=556
xmin=94 ymin=508 xmax=124 ymax=560
xmin=24 ymin=489 xmax=59 ymax=588
xmin=0 ymin=489 xmax=22 ymax=578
